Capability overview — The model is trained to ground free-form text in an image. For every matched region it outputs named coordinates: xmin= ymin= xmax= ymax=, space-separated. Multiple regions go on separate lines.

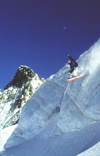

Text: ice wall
xmin=5 ymin=39 xmax=100 ymax=148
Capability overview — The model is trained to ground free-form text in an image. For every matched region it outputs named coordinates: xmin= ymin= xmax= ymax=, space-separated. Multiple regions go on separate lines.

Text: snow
xmin=0 ymin=38 xmax=100 ymax=155
xmin=0 ymin=125 xmax=17 ymax=152
xmin=77 ymin=142 xmax=100 ymax=156
xmin=1 ymin=120 xmax=100 ymax=156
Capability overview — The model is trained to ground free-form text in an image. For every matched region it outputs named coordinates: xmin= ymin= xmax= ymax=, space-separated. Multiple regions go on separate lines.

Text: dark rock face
xmin=0 ymin=65 xmax=45 ymax=129
xmin=4 ymin=65 xmax=35 ymax=89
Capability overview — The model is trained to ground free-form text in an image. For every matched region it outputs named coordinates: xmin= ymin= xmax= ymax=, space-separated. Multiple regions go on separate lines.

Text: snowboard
xmin=67 ymin=75 xmax=83 ymax=82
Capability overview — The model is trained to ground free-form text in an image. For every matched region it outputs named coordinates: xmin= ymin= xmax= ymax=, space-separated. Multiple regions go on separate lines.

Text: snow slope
xmin=1 ymin=120 xmax=100 ymax=156
xmin=77 ymin=142 xmax=100 ymax=156
xmin=0 ymin=125 xmax=17 ymax=152
xmin=1 ymin=39 xmax=100 ymax=155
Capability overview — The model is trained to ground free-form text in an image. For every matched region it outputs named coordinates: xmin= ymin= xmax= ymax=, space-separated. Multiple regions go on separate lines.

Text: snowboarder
xmin=66 ymin=54 xmax=78 ymax=74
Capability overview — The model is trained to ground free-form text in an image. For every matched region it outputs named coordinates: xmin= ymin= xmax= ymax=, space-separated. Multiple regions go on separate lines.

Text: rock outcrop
xmin=0 ymin=65 xmax=45 ymax=129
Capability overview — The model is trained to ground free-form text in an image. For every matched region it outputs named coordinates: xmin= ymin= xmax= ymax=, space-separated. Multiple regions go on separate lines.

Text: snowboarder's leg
xmin=68 ymin=68 xmax=74 ymax=74
xmin=68 ymin=68 xmax=74 ymax=78
xmin=73 ymin=66 xmax=81 ymax=76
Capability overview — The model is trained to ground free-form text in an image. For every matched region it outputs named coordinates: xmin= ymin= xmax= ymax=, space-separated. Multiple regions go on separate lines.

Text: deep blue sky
xmin=0 ymin=0 xmax=100 ymax=88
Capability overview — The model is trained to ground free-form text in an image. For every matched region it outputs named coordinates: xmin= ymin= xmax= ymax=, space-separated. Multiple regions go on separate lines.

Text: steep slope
xmin=4 ymin=38 xmax=100 ymax=150
xmin=1 ymin=119 xmax=100 ymax=156
xmin=0 ymin=65 xmax=45 ymax=130
xmin=77 ymin=142 xmax=100 ymax=156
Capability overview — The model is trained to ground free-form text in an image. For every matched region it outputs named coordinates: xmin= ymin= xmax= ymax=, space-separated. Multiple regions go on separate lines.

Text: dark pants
xmin=69 ymin=64 xmax=78 ymax=73
xmin=69 ymin=68 xmax=74 ymax=73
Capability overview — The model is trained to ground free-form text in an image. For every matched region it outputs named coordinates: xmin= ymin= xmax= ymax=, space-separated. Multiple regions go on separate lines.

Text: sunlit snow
xmin=0 ymin=39 xmax=100 ymax=156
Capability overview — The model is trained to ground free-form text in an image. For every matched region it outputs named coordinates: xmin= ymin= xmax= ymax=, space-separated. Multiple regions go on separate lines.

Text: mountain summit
xmin=0 ymin=65 xmax=45 ymax=130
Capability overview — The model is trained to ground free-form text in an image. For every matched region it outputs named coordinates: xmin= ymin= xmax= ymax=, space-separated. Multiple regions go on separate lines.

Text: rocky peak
xmin=0 ymin=65 xmax=45 ymax=129
xmin=4 ymin=65 xmax=35 ymax=89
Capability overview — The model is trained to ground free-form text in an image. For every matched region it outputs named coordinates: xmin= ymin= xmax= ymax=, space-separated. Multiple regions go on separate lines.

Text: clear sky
xmin=0 ymin=0 xmax=100 ymax=89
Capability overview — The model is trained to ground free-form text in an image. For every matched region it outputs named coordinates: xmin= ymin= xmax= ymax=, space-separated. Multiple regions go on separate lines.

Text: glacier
xmin=0 ymin=39 xmax=100 ymax=156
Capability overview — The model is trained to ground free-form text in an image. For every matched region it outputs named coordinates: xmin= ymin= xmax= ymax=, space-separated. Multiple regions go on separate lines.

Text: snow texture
xmin=77 ymin=142 xmax=100 ymax=156
xmin=0 ymin=125 xmax=17 ymax=152
xmin=1 ymin=38 xmax=100 ymax=156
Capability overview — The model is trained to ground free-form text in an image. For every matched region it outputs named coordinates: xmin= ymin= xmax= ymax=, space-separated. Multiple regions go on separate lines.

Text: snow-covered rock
xmin=0 ymin=65 xmax=45 ymax=130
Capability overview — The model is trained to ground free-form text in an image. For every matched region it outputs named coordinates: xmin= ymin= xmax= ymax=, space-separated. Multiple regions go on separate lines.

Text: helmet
xmin=67 ymin=60 xmax=71 ymax=64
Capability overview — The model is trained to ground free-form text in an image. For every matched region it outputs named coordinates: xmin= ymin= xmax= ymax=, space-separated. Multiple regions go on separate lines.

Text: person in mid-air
xmin=66 ymin=54 xmax=78 ymax=74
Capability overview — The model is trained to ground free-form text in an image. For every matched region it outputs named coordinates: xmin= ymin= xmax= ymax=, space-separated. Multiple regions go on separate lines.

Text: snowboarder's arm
xmin=66 ymin=54 xmax=74 ymax=61
xmin=66 ymin=54 xmax=78 ymax=66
